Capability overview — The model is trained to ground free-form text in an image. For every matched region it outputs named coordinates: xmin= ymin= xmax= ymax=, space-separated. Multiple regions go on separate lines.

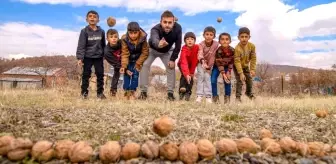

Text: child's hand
xmin=222 ymin=73 xmax=230 ymax=84
xmin=226 ymin=73 xmax=231 ymax=80
xmin=126 ymin=70 xmax=133 ymax=76
xmin=77 ymin=60 xmax=83 ymax=67
xmin=250 ymin=70 xmax=255 ymax=77
xmin=186 ymin=75 xmax=191 ymax=84
xmin=201 ymin=61 xmax=208 ymax=70
xmin=135 ymin=67 xmax=140 ymax=72
xmin=168 ymin=61 xmax=175 ymax=69
xmin=120 ymin=68 xmax=125 ymax=74
xmin=239 ymin=73 xmax=246 ymax=82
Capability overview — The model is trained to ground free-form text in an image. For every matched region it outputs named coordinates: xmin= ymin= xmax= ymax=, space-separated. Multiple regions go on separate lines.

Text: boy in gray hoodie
xmin=76 ymin=10 xmax=106 ymax=99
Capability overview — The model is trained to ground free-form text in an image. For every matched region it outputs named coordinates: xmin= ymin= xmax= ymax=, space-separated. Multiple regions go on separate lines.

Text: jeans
xmin=123 ymin=62 xmax=139 ymax=91
xmin=211 ymin=66 xmax=231 ymax=96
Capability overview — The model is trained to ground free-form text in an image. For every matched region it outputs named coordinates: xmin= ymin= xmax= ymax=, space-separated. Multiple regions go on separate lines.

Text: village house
xmin=0 ymin=67 xmax=68 ymax=89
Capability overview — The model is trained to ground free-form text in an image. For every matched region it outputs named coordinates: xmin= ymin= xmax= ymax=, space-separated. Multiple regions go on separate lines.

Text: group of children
xmin=76 ymin=10 xmax=257 ymax=103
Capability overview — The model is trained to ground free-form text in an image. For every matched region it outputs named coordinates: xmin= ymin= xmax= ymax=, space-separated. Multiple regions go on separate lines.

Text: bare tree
xmin=256 ymin=61 xmax=272 ymax=93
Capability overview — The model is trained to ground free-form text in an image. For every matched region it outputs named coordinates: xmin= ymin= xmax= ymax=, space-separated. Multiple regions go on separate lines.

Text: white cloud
xmin=8 ymin=53 xmax=32 ymax=59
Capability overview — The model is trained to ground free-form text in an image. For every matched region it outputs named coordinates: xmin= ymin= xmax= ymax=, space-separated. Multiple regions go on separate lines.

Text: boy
xmin=104 ymin=29 xmax=121 ymax=97
xmin=120 ymin=22 xmax=149 ymax=100
xmin=233 ymin=27 xmax=257 ymax=102
xmin=177 ymin=32 xmax=199 ymax=101
xmin=211 ymin=32 xmax=235 ymax=104
xmin=76 ymin=10 xmax=106 ymax=99
xmin=196 ymin=26 xmax=219 ymax=103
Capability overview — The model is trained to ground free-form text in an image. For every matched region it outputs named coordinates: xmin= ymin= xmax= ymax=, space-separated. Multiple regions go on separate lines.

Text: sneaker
xmin=196 ymin=96 xmax=202 ymax=103
xmin=179 ymin=93 xmax=185 ymax=100
xmin=110 ymin=89 xmax=117 ymax=97
xmin=167 ymin=92 xmax=175 ymax=101
xmin=224 ymin=95 xmax=230 ymax=104
xmin=185 ymin=94 xmax=191 ymax=101
xmin=212 ymin=96 xmax=219 ymax=103
xmin=138 ymin=92 xmax=147 ymax=100
xmin=124 ymin=91 xmax=130 ymax=100
xmin=97 ymin=93 xmax=106 ymax=99
xmin=81 ymin=93 xmax=88 ymax=99
xmin=248 ymin=95 xmax=256 ymax=100
xmin=206 ymin=97 xmax=212 ymax=104
xmin=129 ymin=91 xmax=136 ymax=100
xmin=236 ymin=97 xmax=242 ymax=102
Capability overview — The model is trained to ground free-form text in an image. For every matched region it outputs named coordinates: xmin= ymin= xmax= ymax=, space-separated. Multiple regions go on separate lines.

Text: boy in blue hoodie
xmin=76 ymin=10 xmax=106 ymax=99
xmin=120 ymin=22 xmax=149 ymax=100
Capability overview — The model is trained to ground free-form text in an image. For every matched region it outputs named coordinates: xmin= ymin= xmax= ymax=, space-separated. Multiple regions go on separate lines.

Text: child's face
xmin=219 ymin=35 xmax=231 ymax=47
xmin=238 ymin=33 xmax=250 ymax=45
xmin=203 ymin=31 xmax=215 ymax=43
xmin=128 ymin=31 xmax=140 ymax=41
xmin=86 ymin=13 xmax=99 ymax=25
xmin=107 ymin=34 xmax=118 ymax=45
xmin=185 ymin=37 xmax=195 ymax=48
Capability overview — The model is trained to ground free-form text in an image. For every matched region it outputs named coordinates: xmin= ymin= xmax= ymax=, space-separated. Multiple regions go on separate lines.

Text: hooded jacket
xmin=178 ymin=44 xmax=199 ymax=77
xmin=104 ymin=40 xmax=122 ymax=68
xmin=121 ymin=28 xmax=149 ymax=70
xmin=76 ymin=25 xmax=106 ymax=60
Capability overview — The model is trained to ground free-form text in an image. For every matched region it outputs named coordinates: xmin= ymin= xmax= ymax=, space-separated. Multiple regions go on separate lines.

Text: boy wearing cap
xmin=120 ymin=22 xmax=149 ymax=100
xmin=177 ymin=32 xmax=199 ymax=101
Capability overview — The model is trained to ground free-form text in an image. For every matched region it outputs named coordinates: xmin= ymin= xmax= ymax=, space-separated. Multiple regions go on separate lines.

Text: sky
xmin=0 ymin=0 xmax=335 ymax=69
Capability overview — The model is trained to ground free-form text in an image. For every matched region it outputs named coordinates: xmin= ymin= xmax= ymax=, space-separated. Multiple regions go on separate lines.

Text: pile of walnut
xmin=0 ymin=116 xmax=335 ymax=163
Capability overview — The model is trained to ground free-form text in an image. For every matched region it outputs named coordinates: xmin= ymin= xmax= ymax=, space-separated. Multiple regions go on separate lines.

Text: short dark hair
xmin=107 ymin=29 xmax=118 ymax=36
xmin=203 ymin=26 xmax=216 ymax=37
xmin=86 ymin=10 xmax=99 ymax=18
xmin=218 ymin=32 xmax=231 ymax=41
xmin=238 ymin=27 xmax=250 ymax=36
xmin=127 ymin=22 xmax=140 ymax=31
xmin=161 ymin=10 xmax=174 ymax=20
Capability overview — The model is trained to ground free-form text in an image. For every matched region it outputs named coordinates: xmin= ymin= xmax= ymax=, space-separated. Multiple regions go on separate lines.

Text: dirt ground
xmin=0 ymin=86 xmax=336 ymax=163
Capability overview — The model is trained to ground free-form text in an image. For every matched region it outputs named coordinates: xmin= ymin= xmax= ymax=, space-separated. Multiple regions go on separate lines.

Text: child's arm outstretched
xmin=234 ymin=47 xmax=245 ymax=81
xmin=76 ymin=29 xmax=87 ymax=66
xmin=135 ymin=41 xmax=149 ymax=72
xmin=120 ymin=37 xmax=130 ymax=74
xmin=250 ymin=44 xmax=257 ymax=76
xmin=180 ymin=46 xmax=191 ymax=84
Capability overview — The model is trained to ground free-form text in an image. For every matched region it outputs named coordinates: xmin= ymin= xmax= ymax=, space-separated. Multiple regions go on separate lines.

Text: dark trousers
xmin=123 ymin=62 xmax=139 ymax=91
xmin=233 ymin=67 xmax=253 ymax=98
xmin=81 ymin=57 xmax=104 ymax=95
xmin=111 ymin=67 xmax=120 ymax=91
xmin=178 ymin=66 xmax=194 ymax=95
xmin=211 ymin=66 xmax=231 ymax=96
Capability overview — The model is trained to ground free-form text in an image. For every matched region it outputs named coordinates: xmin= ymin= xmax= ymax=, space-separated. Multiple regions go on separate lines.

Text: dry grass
xmin=1 ymin=83 xmax=336 ymax=149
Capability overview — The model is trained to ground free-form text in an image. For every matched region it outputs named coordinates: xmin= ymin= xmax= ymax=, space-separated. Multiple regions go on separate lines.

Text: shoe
xmin=248 ymin=95 xmax=256 ymax=100
xmin=212 ymin=96 xmax=219 ymax=103
xmin=138 ymin=92 xmax=147 ymax=100
xmin=206 ymin=97 xmax=212 ymax=104
xmin=185 ymin=94 xmax=191 ymax=101
xmin=110 ymin=89 xmax=117 ymax=97
xmin=196 ymin=96 xmax=202 ymax=103
xmin=124 ymin=91 xmax=130 ymax=100
xmin=167 ymin=92 xmax=175 ymax=101
xmin=224 ymin=95 xmax=230 ymax=104
xmin=179 ymin=93 xmax=185 ymax=100
xmin=236 ymin=97 xmax=242 ymax=102
xmin=129 ymin=91 xmax=136 ymax=100
xmin=81 ymin=92 xmax=88 ymax=99
xmin=179 ymin=87 xmax=186 ymax=93
xmin=97 ymin=93 xmax=106 ymax=99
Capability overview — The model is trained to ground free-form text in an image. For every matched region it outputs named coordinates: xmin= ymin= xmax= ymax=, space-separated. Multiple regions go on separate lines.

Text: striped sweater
xmin=215 ymin=46 xmax=235 ymax=74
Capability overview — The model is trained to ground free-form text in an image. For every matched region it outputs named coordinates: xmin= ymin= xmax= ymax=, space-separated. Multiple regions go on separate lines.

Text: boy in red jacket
xmin=177 ymin=32 xmax=199 ymax=101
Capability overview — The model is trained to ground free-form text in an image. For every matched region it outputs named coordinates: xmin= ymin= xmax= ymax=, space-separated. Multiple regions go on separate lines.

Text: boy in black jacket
xmin=76 ymin=10 xmax=106 ymax=99
xmin=104 ymin=29 xmax=121 ymax=97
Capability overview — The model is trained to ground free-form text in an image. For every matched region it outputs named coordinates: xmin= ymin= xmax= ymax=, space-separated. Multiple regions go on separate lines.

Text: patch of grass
xmin=221 ymin=114 xmax=245 ymax=122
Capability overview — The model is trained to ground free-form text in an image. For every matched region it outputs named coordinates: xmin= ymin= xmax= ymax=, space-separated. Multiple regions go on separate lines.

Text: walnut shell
xmin=296 ymin=142 xmax=310 ymax=156
xmin=99 ymin=141 xmax=121 ymax=163
xmin=279 ymin=137 xmax=297 ymax=153
xmin=260 ymin=128 xmax=273 ymax=139
xmin=121 ymin=142 xmax=140 ymax=160
xmin=68 ymin=141 xmax=93 ymax=163
xmin=260 ymin=138 xmax=281 ymax=156
xmin=107 ymin=17 xmax=116 ymax=27
xmin=141 ymin=140 xmax=159 ymax=159
xmin=0 ymin=135 xmax=15 ymax=155
xmin=54 ymin=139 xmax=75 ymax=159
xmin=7 ymin=149 xmax=30 ymax=161
xmin=332 ymin=144 xmax=336 ymax=152
xmin=308 ymin=142 xmax=325 ymax=157
xmin=215 ymin=138 xmax=238 ymax=156
xmin=235 ymin=137 xmax=260 ymax=153
xmin=31 ymin=140 xmax=54 ymax=161
xmin=179 ymin=141 xmax=199 ymax=164
xmin=196 ymin=139 xmax=216 ymax=160
xmin=315 ymin=109 xmax=328 ymax=118
xmin=153 ymin=116 xmax=174 ymax=137
xmin=159 ymin=142 xmax=179 ymax=161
